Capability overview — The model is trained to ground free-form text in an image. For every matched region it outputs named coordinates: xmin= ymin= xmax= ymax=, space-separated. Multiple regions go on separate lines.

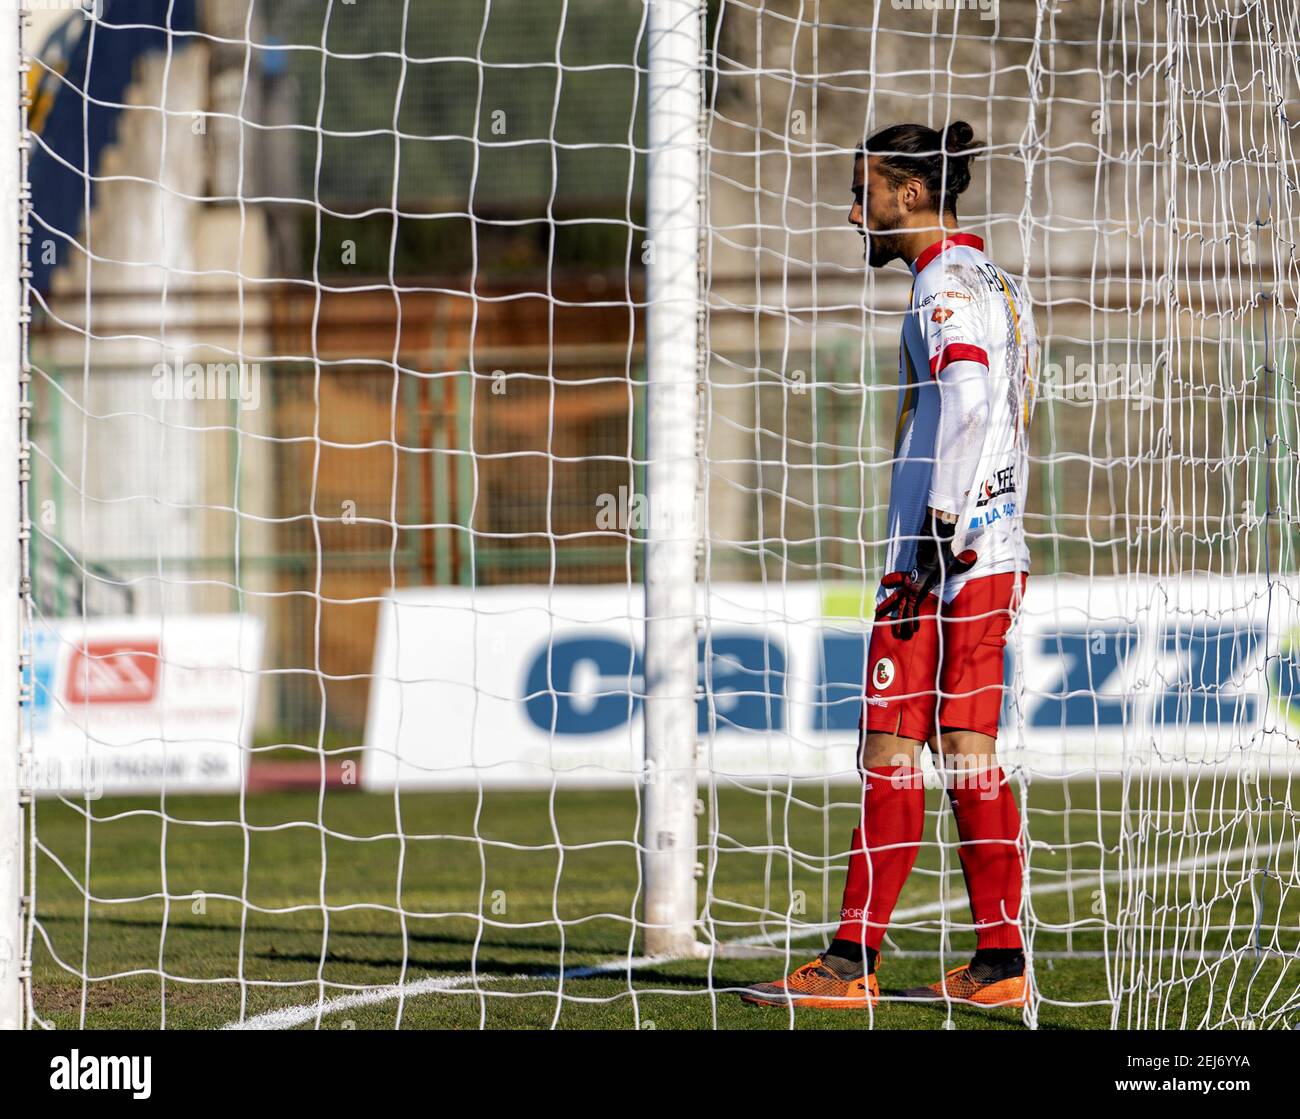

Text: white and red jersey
xmin=881 ymin=232 xmax=1037 ymax=604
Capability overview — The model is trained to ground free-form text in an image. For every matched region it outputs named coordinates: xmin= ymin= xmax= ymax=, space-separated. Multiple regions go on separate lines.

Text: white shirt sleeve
xmin=921 ymin=288 xmax=990 ymax=517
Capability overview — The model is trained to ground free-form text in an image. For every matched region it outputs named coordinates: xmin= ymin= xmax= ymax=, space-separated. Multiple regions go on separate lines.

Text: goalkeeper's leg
xmin=741 ymin=603 xmax=942 ymax=1010
xmin=739 ymin=733 xmax=925 ymax=1009
xmin=902 ymin=571 xmax=1030 ymax=1008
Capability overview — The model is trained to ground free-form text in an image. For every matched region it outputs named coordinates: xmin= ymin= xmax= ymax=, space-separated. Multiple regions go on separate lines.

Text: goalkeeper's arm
xmin=875 ymin=355 xmax=989 ymax=639
xmin=927 ymin=353 xmax=990 ymax=526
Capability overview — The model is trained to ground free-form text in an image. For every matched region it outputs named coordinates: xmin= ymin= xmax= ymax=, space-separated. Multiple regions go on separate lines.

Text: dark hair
xmin=856 ymin=121 xmax=980 ymax=214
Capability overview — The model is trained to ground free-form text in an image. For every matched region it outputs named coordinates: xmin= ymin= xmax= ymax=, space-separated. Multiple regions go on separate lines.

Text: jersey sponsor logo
xmin=918 ymin=287 xmax=975 ymax=309
xmin=969 ymin=500 xmax=1017 ymax=530
xmin=931 ymin=306 xmax=954 ymax=324
xmin=975 ymin=465 xmax=1018 ymax=507
xmin=872 ymin=656 xmax=896 ymax=691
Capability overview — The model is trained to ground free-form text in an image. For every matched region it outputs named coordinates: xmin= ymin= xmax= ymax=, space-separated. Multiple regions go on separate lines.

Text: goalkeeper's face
xmin=850 ymin=155 xmax=909 ymax=269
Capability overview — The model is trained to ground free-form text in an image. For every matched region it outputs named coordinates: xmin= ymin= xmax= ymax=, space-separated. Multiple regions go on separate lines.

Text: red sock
xmin=834 ymin=765 xmax=924 ymax=950
xmin=947 ymin=769 xmax=1024 ymax=950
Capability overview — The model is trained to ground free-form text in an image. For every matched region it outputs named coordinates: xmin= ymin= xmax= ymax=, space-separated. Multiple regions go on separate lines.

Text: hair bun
xmin=861 ymin=120 xmax=982 ymax=215
xmin=943 ymin=120 xmax=976 ymax=156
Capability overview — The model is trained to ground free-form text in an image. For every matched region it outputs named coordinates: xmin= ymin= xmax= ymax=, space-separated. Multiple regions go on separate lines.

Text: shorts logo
xmin=872 ymin=656 xmax=896 ymax=691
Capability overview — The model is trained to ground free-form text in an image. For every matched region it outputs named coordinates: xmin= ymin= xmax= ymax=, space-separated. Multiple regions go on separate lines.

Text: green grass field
xmin=26 ymin=776 xmax=1300 ymax=1029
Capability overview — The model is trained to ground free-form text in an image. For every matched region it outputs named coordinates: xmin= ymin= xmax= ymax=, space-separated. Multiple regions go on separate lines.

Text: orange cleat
xmin=903 ymin=963 xmax=1030 ymax=1007
xmin=741 ymin=956 xmax=880 ymax=1010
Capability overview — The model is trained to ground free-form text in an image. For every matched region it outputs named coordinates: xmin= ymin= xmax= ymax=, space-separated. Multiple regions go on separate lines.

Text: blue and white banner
xmin=362 ymin=578 xmax=1300 ymax=789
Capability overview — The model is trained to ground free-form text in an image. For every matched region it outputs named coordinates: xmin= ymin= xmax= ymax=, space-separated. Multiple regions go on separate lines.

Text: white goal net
xmin=9 ymin=0 xmax=1299 ymax=1030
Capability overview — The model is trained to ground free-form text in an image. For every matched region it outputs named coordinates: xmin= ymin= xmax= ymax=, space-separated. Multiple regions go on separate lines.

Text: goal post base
xmin=642 ymin=935 xmax=711 ymax=962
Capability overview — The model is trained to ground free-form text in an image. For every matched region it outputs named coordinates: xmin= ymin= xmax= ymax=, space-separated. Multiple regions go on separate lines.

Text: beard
xmin=861 ymin=199 xmax=908 ymax=267
xmin=866 ymin=226 xmax=907 ymax=269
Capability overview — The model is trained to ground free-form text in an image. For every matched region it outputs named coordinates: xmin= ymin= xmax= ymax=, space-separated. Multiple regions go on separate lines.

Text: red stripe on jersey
xmin=912 ymin=232 xmax=985 ymax=275
xmin=929 ymin=342 xmax=989 ymax=378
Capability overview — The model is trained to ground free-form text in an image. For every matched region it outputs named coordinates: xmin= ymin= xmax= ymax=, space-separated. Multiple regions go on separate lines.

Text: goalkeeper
xmin=743 ymin=120 xmax=1037 ymax=1010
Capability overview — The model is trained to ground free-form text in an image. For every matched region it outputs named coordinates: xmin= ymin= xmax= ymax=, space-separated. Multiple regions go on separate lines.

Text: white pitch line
xmin=223 ymin=955 xmax=665 ymax=1031
xmin=223 ymin=838 xmax=1295 ymax=1030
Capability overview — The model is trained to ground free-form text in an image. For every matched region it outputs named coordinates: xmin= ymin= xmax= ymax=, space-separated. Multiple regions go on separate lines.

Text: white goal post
xmin=643 ymin=0 xmax=704 ymax=960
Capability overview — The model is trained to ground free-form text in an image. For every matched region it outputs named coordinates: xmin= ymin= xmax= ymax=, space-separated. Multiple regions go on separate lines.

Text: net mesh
xmin=17 ymin=0 xmax=1300 ymax=1029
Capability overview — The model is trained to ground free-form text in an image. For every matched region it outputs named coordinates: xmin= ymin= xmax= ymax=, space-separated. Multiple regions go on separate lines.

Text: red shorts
xmin=861 ymin=571 xmax=1026 ymax=742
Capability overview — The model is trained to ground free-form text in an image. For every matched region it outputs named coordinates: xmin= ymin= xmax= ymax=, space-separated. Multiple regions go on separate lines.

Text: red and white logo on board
xmin=65 ymin=641 xmax=161 ymax=704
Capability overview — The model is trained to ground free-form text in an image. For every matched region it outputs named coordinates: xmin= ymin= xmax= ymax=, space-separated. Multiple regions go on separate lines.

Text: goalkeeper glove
xmin=874 ymin=512 xmax=978 ymax=641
